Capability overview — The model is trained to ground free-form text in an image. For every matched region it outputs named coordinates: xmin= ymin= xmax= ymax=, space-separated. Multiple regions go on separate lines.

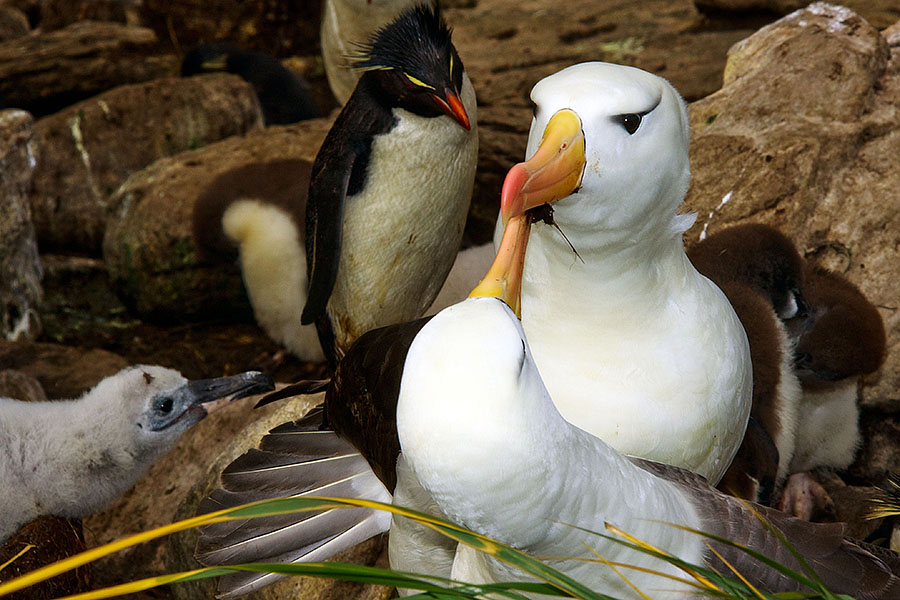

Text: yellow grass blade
xmin=0 ymin=544 xmax=35 ymax=573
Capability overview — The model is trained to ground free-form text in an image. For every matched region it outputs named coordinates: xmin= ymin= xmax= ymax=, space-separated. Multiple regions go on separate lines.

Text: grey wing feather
xmin=195 ymin=407 xmax=392 ymax=598
xmin=633 ymin=458 xmax=900 ymax=598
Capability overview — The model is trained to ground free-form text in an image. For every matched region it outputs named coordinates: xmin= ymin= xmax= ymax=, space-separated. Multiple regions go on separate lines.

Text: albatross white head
xmin=501 ymin=61 xmax=692 ymax=248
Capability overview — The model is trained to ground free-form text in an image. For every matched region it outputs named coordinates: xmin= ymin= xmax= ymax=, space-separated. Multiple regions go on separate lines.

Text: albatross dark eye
xmin=617 ymin=113 xmax=642 ymax=135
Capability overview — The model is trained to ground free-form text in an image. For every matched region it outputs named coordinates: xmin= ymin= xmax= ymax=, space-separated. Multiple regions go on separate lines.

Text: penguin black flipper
xmin=300 ymin=77 xmax=398 ymax=359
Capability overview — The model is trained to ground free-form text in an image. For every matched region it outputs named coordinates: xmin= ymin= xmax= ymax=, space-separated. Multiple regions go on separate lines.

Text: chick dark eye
xmin=617 ymin=113 xmax=642 ymax=135
xmin=158 ymin=397 xmax=174 ymax=414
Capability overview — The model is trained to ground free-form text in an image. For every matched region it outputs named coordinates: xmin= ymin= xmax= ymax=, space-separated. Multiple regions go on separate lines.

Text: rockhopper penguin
xmin=302 ymin=3 xmax=477 ymax=365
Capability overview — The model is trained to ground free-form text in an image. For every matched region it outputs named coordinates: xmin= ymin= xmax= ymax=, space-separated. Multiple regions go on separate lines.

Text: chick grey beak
xmin=186 ymin=371 xmax=275 ymax=403
xmin=149 ymin=371 xmax=275 ymax=432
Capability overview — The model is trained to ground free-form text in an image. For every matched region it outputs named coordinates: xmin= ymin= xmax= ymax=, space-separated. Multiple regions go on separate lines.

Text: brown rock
xmin=140 ymin=0 xmax=322 ymax=58
xmin=40 ymin=0 xmax=139 ymax=31
xmin=0 ymin=21 xmax=177 ymax=117
xmin=0 ymin=516 xmax=91 ymax=599
xmin=0 ymin=369 xmax=46 ymax=401
xmin=0 ymin=6 xmax=28 ymax=41
xmin=683 ymin=4 xmax=900 ymax=410
xmin=0 ymin=109 xmax=42 ymax=343
xmin=102 ymin=118 xmax=333 ymax=322
xmin=0 ymin=341 xmax=127 ymax=399
xmin=29 ymin=73 xmax=263 ymax=254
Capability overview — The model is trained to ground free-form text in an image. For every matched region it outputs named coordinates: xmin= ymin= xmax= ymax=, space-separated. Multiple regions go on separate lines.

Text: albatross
xmin=498 ymin=62 xmax=750 ymax=483
xmin=396 ymin=219 xmax=900 ymax=599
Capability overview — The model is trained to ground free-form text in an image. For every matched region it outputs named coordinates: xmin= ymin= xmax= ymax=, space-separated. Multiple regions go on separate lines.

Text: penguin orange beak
xmin=434 ymin=88 xmax=471 ymax=130
xmin=501 ymin=109 xmax=585 ymax=224
xmin=469 ymin=214 xmax=530 ymax=318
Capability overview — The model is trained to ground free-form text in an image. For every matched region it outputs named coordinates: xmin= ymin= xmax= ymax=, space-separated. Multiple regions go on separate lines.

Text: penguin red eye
xmin=616 ymin=113 xmax=642 ymax=135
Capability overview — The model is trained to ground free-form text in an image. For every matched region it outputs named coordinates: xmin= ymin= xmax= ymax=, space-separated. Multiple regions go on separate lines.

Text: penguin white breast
xmin=328 ymin=75 xmax=478 ymax=345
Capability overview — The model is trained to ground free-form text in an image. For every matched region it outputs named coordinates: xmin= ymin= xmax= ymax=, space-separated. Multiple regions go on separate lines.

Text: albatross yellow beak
xmin=500 ymin=108 xmax=586 ymax=224
xmin=469 ymin=214 xmax=531 ymax=318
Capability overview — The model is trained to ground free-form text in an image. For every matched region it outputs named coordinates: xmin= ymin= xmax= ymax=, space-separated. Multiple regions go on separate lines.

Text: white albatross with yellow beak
xmin=498 ymin=62 xmax=751 ymax=483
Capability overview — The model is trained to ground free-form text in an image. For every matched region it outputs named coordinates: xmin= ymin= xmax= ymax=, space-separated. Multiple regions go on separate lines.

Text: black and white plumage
xmin=181 ymin=42 xmax=318 ymax=125
xmin=396 ymin=294 xmax=900 ymax=599
xmin=302 ymin=3 xmax=477 ymax=365
xmin=687 ymin=224 xmax=807 ymax=504
xmin=0 ymin=366 xmax=273 ymax=543
xmin=321 ymin=0 xmax=432 ymax=105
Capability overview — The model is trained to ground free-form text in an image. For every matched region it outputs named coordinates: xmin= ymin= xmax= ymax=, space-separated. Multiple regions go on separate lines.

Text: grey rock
xmin=0 ymin=109 xmax=42 ymax=342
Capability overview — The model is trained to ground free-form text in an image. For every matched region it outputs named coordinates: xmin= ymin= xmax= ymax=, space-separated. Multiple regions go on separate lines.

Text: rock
xmin=40 ymin=0 xmax=139 ymax=31
xmin=140 ymin=0 xmax=322 ymax=58
xmin=0 ymin=341 xmax=127 ymax=399
xmin=0 ymin=21 xmax=178 ymax=117
xmin=150 ymin=392 xmax=391 ymax=600
xmin=102 ymin=117 xmax=333 ymax=323
xmin=0 ymin=369 xmax=46 ymax=401
xmin=30 ymin=73 xmax=263 ymax=254
xmin=0 ymin=516 xmax=91 ymax=599
xmin=0 ymin=6 xmax=29 ymax=41
xmin=683 ymin=3 xmax=900 ymax=410
xmin=0 ymin=109 xmax=42 ymax=343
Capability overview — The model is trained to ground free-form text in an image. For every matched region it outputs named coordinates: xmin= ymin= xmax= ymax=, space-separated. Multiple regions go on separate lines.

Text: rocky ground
xmin=1 ymin=0 xmax=900 ymax=598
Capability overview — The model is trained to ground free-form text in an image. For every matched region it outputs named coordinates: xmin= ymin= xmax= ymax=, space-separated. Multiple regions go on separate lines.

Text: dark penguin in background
xmin=300 ymin=3 xmax=478 ymax=366
xmin=688 ymin=224 xmax=807 ymax=504
xmin=779 ymin=263 xmax=886 ymax=518
xmin=181 ymin=42 xmax=319 ymax=125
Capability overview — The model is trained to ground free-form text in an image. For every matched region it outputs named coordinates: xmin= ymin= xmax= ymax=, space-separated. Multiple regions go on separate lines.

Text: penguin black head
xmin=353 ymin=4 xmax=471 ymax=129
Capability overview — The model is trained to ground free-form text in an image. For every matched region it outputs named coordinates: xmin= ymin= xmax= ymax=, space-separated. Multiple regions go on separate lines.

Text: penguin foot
xmin=777 ymin=471 xmax=836 ymax=520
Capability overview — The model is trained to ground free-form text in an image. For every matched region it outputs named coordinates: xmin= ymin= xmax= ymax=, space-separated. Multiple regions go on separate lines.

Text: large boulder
xmin=30 ymin=73 xmax=263 ymax=253
xmin=102 ymin=118 xmax=334 ymax=323
xmin=0 ymin=109 xmax=42 ymax=342
xmin=684 ymin=4 xmax=900 ymax=411
xmin=0 ymin=341 xmax=127 ymax=399
xmin=0 ymin=21 xmax=177 ymax=117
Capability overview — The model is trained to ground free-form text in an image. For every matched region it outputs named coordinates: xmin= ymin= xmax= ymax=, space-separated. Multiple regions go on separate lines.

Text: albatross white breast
xmin=499 ymin=62 xmax=751 ymax=483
